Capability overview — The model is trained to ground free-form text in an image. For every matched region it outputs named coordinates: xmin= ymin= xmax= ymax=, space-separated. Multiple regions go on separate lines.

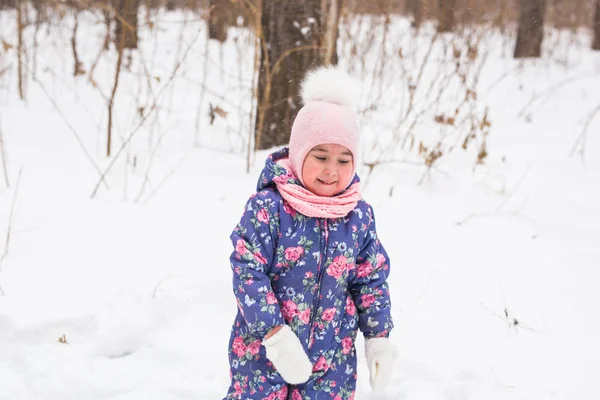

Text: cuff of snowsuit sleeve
xmin=246 ymin=315 xmax=287 ymax=339
xmin=363 ymin=329 xmax=392 ymax=339
xmin=359 ymin=309 xmax=394 ymax=339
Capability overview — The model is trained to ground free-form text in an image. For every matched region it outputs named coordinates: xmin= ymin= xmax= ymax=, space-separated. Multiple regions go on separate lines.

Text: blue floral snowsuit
xmin=225 ymin=148 xmax=393 ymax=400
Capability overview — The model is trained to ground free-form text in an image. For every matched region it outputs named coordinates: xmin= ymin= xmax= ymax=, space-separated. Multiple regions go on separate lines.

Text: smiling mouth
xmin=318 ymin=178 xmax=336 ymax=185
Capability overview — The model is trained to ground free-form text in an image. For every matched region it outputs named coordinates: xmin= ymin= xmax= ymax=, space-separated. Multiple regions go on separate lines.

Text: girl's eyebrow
xmin=311 ymin=147 xmax=352 ymax=156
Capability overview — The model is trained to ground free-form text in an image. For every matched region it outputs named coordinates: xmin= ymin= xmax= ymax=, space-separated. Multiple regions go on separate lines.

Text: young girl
xmin=224 ymin=67 xmax=395 ymax=400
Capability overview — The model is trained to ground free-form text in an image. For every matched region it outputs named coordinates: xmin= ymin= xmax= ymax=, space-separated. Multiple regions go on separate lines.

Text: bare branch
xmin=496 ymin=165 xmax=531 ymax=212
xmin=35 ymin=81 xmax=109 ymax=190
xmin=456 ymin=207 xmax=538 ymax=227
xmin=107 ymin=39 xmax=125 ymax=157
xmin=91 ymin=25 xmax=204 ymax=198
xmin=571 ymin=102 xmax=600 ymax=163
xmin=193 ymin=24 xmax=211 ymax=146
xmin=1 ymin=166 xmax=23 ymax=296
xmin=517 ymin=73 xmax=596 ymax=119
xmin=0 ymin=120 xmax=9 ymax=188
xmin=152 ymin=275 xmax=180 ymax=299
xmin=16 ymin=0 xmax=25 ymax=101
xmin=138 ymin=154 xmax=187 ymax=205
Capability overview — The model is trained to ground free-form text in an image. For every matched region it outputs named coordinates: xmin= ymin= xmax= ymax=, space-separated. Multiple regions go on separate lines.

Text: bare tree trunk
xmin=166 ymin=0 xmax=176 ymax=11
xmin=514 ymin=0 xmax=547 ymax=58
xmin=114 ymin=0 xmax=140 ymax=50
xmin=255 ymin=0 xmax=323 ymax=150
xmin=103 ymin=7 xmax=111 ymax=51
xmin=322 ymin=0 xmax=343 ymax=65
xmin=30 ymin=0 xmax=43 ymax=15
xmin=0 ymin=0 xmax=16 ymax=9
xmin=147 ymin=0 xmax=160 ymax=10
xmin=107 ymin=19 xmax=126 ymax=158
xmin=438 ymin=0 xmax=456 ymax=32
xmin=16 ymin=0 xmax=24 ymax=101
xmin=107 ymin=45 xmax=124 ymax=157
xmin=71 ymin=14 xmax=85 ymax=77
xmin=208 ymin=0 xmax=229 ymax=42
xmin=593 ymin=0 xmax=600 ymax=50
xmin=31 ymin=0 xmax=44 ymax=81
xmin=406 ymin=0 xmax=424 ymax=28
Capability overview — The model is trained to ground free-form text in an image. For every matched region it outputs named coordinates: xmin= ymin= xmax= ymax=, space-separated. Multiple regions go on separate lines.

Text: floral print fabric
xmin=225 ymin=148 xmax=393 ymax=399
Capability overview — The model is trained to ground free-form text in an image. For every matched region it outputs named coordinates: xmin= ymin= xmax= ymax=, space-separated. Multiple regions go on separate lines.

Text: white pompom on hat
xmin=289 ymin=66 xmax=360 ymax=188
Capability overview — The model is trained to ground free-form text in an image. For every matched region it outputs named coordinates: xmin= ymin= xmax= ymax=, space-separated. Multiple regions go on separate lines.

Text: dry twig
xmin=91 ymin=24 xmax=204 ymax=198
xmin=0 ymin=120 xmax=9 ymax=188
xmin=0 ymin=166 xmax=23 ymax=296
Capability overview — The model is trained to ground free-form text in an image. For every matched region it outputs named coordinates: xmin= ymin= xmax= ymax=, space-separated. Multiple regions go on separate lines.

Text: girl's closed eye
xmin=338 ymin=159 xmax=350 ymax=165
xmin=314 ymin=156 xmax=327 ymax=161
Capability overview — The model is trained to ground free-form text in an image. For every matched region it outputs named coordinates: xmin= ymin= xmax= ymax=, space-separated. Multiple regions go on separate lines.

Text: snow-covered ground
xmin=0 ymin=8 xmax=599 ymax=400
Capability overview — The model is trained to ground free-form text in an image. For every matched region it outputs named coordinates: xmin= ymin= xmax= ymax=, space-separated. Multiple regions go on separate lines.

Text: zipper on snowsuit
xmin=308 ymin=218 xmax=328 ymax=350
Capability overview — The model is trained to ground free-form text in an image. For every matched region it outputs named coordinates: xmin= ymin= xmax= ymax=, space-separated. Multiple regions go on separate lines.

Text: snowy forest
xmin=0 ymin=0 xmax=599 ymax=399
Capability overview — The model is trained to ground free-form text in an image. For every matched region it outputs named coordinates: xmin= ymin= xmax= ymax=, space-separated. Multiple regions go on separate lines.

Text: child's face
xmin=302 ymin=144 xmax=354 ymax=196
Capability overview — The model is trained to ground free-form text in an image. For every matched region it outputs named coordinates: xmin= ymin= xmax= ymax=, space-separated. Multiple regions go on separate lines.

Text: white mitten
xmin=263 ymin=325 xmax=312 ymax=384
xmin=365 ymin=337 xmax=396 ymax=392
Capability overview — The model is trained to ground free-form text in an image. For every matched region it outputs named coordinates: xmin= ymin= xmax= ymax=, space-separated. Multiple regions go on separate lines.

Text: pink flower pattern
xmin=356 ymin=260 xmax=373 ymax=278
xmin=341 ymin=337 xmax=353 ymax=355
xmin=326 ymin=255 xmax=348 ymax=279
xmin=235 ymin=239 xmax=248 ymax=255
xmin=284 ymin=246 xmax=304 ymax=262
xmin=232 ymin=336 xmax=246 ymax=357
xmin=257 ymin=208 xmax=270 ymax=224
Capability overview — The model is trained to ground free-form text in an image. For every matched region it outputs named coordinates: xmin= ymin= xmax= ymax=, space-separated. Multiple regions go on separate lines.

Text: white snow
xmin=0 ymin=8 xmax=599 ymax=400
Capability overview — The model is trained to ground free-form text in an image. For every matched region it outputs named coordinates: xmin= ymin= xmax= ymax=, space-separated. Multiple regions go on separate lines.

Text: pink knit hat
xmin=289 ymin=67 xmax=360 ymax=188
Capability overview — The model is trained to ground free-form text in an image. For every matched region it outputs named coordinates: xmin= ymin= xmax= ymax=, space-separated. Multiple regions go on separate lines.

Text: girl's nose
xmin=324 ymin=163 xmax=336 ymax=176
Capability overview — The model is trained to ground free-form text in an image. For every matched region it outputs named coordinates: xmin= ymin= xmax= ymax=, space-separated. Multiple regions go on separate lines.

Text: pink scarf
xmin=274 ymin=159 xmax=362 ymax=218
